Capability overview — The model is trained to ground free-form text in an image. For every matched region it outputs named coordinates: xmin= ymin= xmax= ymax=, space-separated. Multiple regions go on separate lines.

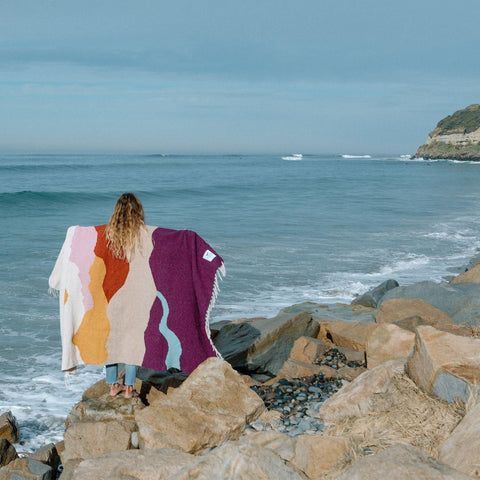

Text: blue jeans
xmin=106 ymin=364 xmax=137 ymax=386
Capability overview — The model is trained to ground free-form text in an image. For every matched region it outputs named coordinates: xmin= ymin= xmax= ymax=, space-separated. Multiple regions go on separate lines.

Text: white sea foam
xmin=281 ymin=154 xmax=303 ymax=161
xmin=341 ymin=154 xmax=372 ymax=158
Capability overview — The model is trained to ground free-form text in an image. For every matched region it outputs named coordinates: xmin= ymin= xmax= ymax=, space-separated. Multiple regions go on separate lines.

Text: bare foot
xmin=109 ymin=383 xmax=124 ymax=397
xmin=124 ymin=385 xmax=139 ymax=398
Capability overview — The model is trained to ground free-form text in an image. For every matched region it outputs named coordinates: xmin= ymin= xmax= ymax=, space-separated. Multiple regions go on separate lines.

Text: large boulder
xmin=291 ymin=434 xmax=351 ymax=480
xmin=0 ymin=413 xmax=18 ymax=443
xmin=0 ymin=439 xmax=16 ymax=468
xmin=406 ymin=326 xmax=480 ymax=403
xmin=322 ymin=365 xmax=463 ymax=458
xmin=319 ymin=359 xmax=405 ymax=423
xmin=375 ymin=298 xmax=452 ymax=325
xmin=173 ymin=441 xmax=306 ymax=480
xmin=63 ymin=419 xmax=137 ymax=462
xmin=378 ymin=280 xmax=480 ymax=325
xmin=0 ymin=457 xmax=53 ymax=480
xmin=366 ymin=323 xmax=415 ymax=369
xmin=241 ymin=431 xmax=296 ymax=462
xmin=135 ymin=358 xmax=265 ymax=453
xmin=213 ymin=304 xmax=321 ymax=375
xmin=30 ymin=444 xmax=59 ymax=474
xmin=66 ymin=390 xmax=144 ymax=426
xmin=68 ymin=448 xmax=196 ymax=480
xmin=351 ymin=279 xmax=399 ymax=308
xmin=306 ymin=303 xmax=377 ymax=323
xmin=277 ymin=359 xmax=326 ymax=379
xmin=319 ymin=321 xmax=377 ymax=352
xmin=289 ymin=336 xmax=332 ymax=364
xmin=439 ymin=402 xmax=480 ymax=478
xmin=337 ymin=444 xmax=471 ymax=480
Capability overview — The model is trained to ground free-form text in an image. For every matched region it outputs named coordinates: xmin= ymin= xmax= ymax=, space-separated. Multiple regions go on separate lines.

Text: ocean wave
xmin=341 ymin=154 xmax=372 ymax=159
xmin=281 ymin=154 xmax=303 ymax=161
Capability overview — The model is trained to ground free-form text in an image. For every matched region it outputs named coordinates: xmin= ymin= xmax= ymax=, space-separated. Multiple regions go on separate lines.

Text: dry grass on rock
xmin=321 ymin=371 xmax=465 ymax=479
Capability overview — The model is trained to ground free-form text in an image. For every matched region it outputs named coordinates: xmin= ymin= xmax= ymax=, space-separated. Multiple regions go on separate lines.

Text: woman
xmin=50 ymin=193 xmax=225 ymax=399
xmin=104 ymin=193 xmax=145 ymax=398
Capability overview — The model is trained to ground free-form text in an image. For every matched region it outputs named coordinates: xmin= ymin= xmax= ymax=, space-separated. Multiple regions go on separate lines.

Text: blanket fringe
xmin=205 ymin=262 xmax=226 ymax=359
xmin=48 ymin=287 xmax=60 ymax=298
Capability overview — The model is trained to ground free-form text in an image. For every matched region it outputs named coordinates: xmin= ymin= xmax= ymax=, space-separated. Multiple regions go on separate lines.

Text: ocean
xmin=2 ymin=152 xmax=480 ymax=451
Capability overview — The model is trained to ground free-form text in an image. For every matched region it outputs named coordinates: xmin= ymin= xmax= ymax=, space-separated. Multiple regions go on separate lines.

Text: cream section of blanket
xmin=49 ymin=226 xmax=84 ymax=370
xmin=105 ymin=226 xmax=157 ymax=365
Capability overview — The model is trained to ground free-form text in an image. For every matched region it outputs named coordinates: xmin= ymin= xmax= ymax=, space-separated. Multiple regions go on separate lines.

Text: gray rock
xmin=352 ymin=279 xmax=399 ymax=308
xmin=0 ymin=457 xmax=53 ymax=480
xmin=378 ymin=280 xmax=480 ymax=325
xmin=30 ymin=444 xmax=59 ymax=473
xmin=213 ymin=303 xmax=320 ymax=375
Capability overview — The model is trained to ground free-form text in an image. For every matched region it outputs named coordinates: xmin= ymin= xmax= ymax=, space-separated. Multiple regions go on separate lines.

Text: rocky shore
xmin=3 ymin=258 xmax=480 ymax=479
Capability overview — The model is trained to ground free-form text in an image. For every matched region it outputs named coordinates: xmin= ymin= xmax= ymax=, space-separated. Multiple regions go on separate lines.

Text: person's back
xmin=49 ymin=192 xmax=225 ymax=399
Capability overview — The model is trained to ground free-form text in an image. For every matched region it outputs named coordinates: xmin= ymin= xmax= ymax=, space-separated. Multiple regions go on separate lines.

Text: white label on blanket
xmin=203 ymin=250 xmax=216 ymax=262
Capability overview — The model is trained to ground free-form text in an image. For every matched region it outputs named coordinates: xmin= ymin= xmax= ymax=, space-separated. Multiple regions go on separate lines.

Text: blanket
xmin=49 ymin=225 xmax=225 ymax=373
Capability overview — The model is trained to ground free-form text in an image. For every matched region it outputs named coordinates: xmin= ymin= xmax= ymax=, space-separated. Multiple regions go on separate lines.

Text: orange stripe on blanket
xmin=72 ymin=256 xmax=110 ymax=364
xmin=94 ymin=225 xmax=129 ymax=301
xmin=63 ymin=289 xmax=68 ymax=305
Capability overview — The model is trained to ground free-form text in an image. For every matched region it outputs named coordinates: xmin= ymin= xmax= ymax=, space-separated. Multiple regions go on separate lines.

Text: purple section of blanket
xmin=142 ymin=228 xmax=222 ymax=374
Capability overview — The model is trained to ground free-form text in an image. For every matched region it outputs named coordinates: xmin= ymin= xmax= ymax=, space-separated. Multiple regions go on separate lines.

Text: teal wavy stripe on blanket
xmin=156 ymin=290 xmax=182 ymax=370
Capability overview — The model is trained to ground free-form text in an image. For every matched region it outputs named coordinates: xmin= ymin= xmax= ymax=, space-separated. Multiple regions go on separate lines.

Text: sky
xmin=1 ymin=0 xmax=480 ymax=154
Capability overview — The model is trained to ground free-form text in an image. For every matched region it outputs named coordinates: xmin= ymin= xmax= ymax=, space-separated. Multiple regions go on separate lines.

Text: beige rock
xmin=57 ymin=459 xmax=80 ymax=480
xmin=81 ymin=378 xmax=109 ymax=401
xmin=451 ymin=263 xmax=480 ymax=284
xmin=63 ymin=420 xmax=137 ymax=462
xmin=406 ymin=326 xmax=480 ymax=403
xmin=336 ymin=346 xmax=366 ymax=364
xmin=0 ymin=457 xmax=53 ymax=480
xmin=66 ymin=391 xmax=143 ymax=426
xmin=337 ymin=443 xmax=472 ymax=480
xmin=135 ymin=358 xmax=265 ymax=453
xmin=0 ymin=439 xmax=17 ymax=467
xmin=0 ymin=412 xmax=19 ymax=443
xmin=391 ymin=315 xmax=473 ymax=337
xmin=242 ymin=430 xmax=296 ymax=462
xmin=320 ymin=321 xmax=377 ymax=351
xmin=241 ymin=374 xmax=260 ymax=387
xmin=336 ymin=366 xmax=367 ymax=381
xmin=376 ymin=298 xmax=452 ymax=325
xmin=366 ymin=323 xmax=415 ymax=369
xmin=319 ymin=359 xmax=405 ymax=423
xmin=439 ymin=402 xmax=480 ymax=478
xmin=289 ymin=336 xmax=332 ymax=363
xmin=173 ymin=441 xmax=306 ymax=480
xmin=292 ymin=434 xmax=351 ymax=480
xmin=277 ymin=359 xmax=324 ymax=379
xmin=81 ymin=368 xmax=143 ymax=400
xmin=69 ymin=448 xmax=196 ymax=480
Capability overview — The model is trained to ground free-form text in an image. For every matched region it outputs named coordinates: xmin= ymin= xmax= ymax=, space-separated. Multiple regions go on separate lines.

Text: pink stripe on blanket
xmin=70 ymin=226 xmax=97 ymax=311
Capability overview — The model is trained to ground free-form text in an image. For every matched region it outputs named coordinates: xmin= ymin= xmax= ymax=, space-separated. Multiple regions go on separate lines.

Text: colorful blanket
xmin=49 ymin=225 xmax=225 ymax=373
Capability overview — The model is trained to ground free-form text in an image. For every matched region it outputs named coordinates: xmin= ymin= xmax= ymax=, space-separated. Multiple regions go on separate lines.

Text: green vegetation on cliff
xmin=436 ymin=104 xmax=480 ymax=135
xmin=415 ymin=104 xmax=480 ymax=160
xmin=416 ymin=140 xmax=480 ymax=160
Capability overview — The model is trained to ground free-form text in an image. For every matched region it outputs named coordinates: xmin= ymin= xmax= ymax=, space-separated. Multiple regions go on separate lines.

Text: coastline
xmin=2 ymin=251 xmax=480 ymax=478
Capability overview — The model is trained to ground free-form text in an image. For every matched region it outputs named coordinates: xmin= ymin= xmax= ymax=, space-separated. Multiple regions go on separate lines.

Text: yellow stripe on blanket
xmin=72 ymin=256 xmax=110 ymax=364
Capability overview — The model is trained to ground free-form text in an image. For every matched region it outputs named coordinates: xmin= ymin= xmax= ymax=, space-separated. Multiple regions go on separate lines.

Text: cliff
xmin=415 ymin=104 xmax=480 ymax=160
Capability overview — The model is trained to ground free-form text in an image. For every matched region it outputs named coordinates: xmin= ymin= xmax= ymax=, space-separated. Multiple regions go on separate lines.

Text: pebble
xmin=248 ymin=349 xmax=351 ymax=437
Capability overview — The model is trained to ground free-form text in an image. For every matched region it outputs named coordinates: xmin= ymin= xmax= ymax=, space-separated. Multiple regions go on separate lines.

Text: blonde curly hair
xmin=105 ymin=193 xmax=145 ymax=261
